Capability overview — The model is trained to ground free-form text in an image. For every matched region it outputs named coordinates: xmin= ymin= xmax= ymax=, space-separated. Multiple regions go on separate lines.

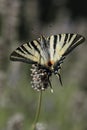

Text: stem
xmin=32 ymin=90 xmax=42 ymax=130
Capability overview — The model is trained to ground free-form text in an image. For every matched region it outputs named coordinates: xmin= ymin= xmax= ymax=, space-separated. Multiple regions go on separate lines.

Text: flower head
xmin=31 ymin=64 xmax=53 ymax=92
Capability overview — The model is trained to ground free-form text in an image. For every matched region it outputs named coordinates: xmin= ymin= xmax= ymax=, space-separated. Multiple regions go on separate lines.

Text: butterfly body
xmin=10 ymin=34 xmax=85 ymax=91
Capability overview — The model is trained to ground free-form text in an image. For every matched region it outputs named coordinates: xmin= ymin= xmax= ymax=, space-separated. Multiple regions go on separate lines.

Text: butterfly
xmin=10 ymin=34 xmax=85 ymax=92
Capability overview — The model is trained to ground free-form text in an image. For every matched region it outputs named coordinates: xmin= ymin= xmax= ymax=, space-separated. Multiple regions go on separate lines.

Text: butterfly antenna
xmin=56 ymin=73 xmax=63 ymax=86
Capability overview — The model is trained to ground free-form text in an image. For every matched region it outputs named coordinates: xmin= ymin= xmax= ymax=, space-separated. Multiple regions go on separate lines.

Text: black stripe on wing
xmin=30 ymin=41 xmax=40 ymax=54
xmin=20 ymin=45 xmax=32 ymax=55
xmin=17 ymin=47 xmax=25 ymax=54
xmin=59 ymin=34 xmax=61 ymax=41
xmin=53 ymin=35 xmax=57 ymax=54
xmin=62 ymin=33 xmax=70 ymax=47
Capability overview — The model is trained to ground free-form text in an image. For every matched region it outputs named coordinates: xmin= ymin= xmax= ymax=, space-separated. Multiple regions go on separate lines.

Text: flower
xmin=31 ymin=64 xmax=53 ymax=92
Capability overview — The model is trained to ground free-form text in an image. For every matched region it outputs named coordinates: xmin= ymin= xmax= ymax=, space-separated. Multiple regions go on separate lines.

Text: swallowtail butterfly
xmin=10 ymin=34 xmax=85 ymax=92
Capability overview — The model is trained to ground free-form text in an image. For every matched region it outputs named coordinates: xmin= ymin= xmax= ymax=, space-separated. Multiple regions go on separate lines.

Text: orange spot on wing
xmin=47 ymin=61 xmax=54 ymax=67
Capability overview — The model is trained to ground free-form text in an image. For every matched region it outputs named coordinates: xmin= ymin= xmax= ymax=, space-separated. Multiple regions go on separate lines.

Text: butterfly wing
xmin=10 ymin=40 xmax=41 ymax=64
xmin=47 ymin=34 xmax=85 ymax=63
xmin=10 ymin=36 xmax=50 ymax=65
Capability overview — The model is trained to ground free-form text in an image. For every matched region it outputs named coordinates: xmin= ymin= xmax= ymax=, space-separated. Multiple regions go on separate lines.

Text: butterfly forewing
xmin=10 ymin=40 xmax=42 ymax=64
xmin=63 ymin=34 xmax=85 ymax=56
xmin=47 ymin=34 xmax=85 ymax=63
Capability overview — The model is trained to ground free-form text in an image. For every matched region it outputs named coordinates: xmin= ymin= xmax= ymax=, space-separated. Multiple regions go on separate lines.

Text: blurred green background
xmin=0 ymin=0 xmax=87 ymax=130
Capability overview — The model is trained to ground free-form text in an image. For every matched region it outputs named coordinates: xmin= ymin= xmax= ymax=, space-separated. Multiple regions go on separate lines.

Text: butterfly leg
xmin=56 ymin=73 xmax=63 ymax=86
xmin=48 ymin=79 xmax=53 ymax=93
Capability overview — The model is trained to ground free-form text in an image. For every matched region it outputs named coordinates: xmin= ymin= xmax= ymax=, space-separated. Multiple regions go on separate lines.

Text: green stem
xmin=32 ymin=90 xmax=42 ymax=130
